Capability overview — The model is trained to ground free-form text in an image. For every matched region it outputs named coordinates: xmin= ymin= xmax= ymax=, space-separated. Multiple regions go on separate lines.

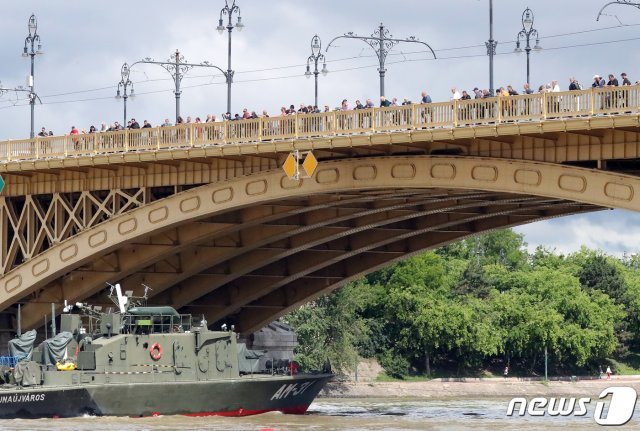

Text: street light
xmin=23 ymin=14 xmax=43 ymax=139
xmin=514 ymin=7 xmax=542 ymax=87
xmin=115 ymin=63 xmax=135 ymax=127
xmin=128 ymin=50 xmax=229 ymax=124
xmin=217 ymin=0 xmax=244 ymax=115
xmin=485 ymin=0 xmax=498 ymax=96
xmin=597 ymin=0 xmax=640 ymax=20
xmin=305 ymin=35 xmax=328 ymax=108
xmin=326 ymin=23 xmax=435 ymax=99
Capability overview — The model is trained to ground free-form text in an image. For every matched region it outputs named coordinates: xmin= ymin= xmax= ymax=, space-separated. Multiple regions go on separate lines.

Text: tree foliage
xmin=285 ymin=229 xmax=635 ymax=377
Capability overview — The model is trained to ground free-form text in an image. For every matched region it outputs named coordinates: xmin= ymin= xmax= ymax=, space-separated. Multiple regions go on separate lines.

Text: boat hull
xmin=0 ymin=374 xmax=331 ymax=418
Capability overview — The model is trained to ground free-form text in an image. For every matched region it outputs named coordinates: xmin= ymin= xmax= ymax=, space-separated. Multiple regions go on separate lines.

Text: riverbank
xmin=320 ymin=375 xmax=640 ymax=399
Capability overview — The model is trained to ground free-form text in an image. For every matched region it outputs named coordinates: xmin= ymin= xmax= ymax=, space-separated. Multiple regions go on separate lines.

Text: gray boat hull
xmin=0 ymin=374 xmax=331 ymax=418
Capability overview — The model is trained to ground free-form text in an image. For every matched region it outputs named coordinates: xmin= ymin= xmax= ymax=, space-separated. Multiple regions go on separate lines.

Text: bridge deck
xmin=0 ymin=86 xmax=639 ymax=165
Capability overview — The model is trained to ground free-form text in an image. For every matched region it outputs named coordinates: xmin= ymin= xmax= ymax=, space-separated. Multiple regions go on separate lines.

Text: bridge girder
xmin=5 ymin=155 xmax=638 ymax=333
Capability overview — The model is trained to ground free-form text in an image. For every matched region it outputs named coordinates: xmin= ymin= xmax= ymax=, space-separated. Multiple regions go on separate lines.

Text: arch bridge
xmin=1 ymin=86 xmax=640 ymax=335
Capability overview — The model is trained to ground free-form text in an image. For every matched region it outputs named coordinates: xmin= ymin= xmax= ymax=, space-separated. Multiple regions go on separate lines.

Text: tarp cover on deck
xmin=237 ymin=343 xmax=265 ymax=373
xmin=42 ymin=331 xmax=73 ymax=366
xmin=8 ymin=329 xmax=37 ymax=361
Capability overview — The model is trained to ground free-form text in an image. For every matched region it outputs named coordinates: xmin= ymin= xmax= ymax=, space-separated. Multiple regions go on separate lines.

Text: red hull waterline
xmin=181 ymin=405 xmax=309 ymax=417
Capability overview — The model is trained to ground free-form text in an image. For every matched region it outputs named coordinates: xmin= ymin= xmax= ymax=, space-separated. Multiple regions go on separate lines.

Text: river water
xmin=1 ymin=397 xmax=637 ymax=430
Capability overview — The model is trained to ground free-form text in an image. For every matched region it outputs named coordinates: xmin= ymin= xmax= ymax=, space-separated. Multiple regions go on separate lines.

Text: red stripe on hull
xmin=183 ymin=405 xmax=309 ymax=417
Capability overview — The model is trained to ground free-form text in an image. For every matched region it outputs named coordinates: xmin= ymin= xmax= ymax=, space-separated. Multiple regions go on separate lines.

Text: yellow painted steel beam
xmin=1 ymin=155 xmax=634 ymax=329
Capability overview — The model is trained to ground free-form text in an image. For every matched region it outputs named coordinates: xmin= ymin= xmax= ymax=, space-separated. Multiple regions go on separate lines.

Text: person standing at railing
xmin=459 ymin=91 xmax=471 ymax=121
xmin=606 ymin=74 xmax=619 ymax=110
xmin=621 ymin=73 xmax=632 ymax=86
xmin=593 ymin=75 xmax=606 ymax=111
xmin=420 ymin=91 xmax=433 ymax=125
xmin=568 ymin=77 xmax=580 ymax=91
xmin=129 ymin=118 xmax=140 ymax=129
xmin=481 ymin=89 xmax=494 ymax=120
xmin=521 ymin=83 xmax=534 ymax=116
xmin=568 ymin=77 xmax=582 ymax=112
xmin=497 ymin=87 xmax=510 ymax=119
xmin=592 ymin=75 xmax=605 ymax=88
xmin=548 ymin=80 xmax=561 ymax=117
xmin=70 ymin=126 xmax=80 ymax=151
xmin=621 ymin=73 xmax=632 ymax=112
xmin=37 ymin=126 xmax=49 ymax=156
xmin=507 ymin=86 xmax=519 ymax=117
xmin=353 ymin=100 xmax=366 ymax=129
xmin=471 ymin=88 xmax=484 ymax=120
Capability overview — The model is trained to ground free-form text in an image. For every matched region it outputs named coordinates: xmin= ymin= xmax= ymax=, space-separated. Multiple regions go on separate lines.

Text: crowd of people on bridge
xmin=35 ymin=71 xmax=639 ymax=139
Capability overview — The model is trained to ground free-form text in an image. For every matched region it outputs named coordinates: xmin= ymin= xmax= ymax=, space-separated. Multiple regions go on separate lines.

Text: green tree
xmin=578 ymin=254 xmax=627 ymax=304
xmin=285 ymin=284 xmax=368 ymax=373
xmin=455 ymin=260 xmax=491 ymax=298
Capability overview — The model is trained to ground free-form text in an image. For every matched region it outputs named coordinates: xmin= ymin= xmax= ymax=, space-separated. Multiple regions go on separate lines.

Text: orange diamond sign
xmin=283 ymin=153 xmax=297 ymax=179
xmin=302 ymin=151 xmax=318 ymax=178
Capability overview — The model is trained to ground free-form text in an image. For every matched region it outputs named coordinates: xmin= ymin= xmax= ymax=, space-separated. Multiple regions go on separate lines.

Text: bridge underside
xmin=9 ymin=187 xmax=600 ymax=334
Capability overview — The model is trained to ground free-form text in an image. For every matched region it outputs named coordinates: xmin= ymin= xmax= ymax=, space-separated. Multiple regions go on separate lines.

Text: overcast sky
xmin=2 ymin=0 xmax=640 ymax=256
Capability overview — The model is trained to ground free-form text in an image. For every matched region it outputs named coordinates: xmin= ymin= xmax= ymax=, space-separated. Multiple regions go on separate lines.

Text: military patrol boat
xmin=0 ymin=284 xmax=331 ymax=418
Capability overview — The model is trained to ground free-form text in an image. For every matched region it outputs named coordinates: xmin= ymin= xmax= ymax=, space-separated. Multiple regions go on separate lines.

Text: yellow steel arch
xmin=2 ymin=155 xmax=637 ymax=329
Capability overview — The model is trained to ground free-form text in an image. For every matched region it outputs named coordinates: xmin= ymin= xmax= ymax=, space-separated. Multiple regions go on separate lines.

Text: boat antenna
xmin=16 ymin=304 xmax=21 ymax=337
xmin=51 ymin=303 xmax=56 ymax=337
xmin=105 ymin=282 xmax=128 ymax=313
xmin=114 ymin=283 xmax=128 ymax=313
xmin=142 ymin=283 xmax=153 ymax=299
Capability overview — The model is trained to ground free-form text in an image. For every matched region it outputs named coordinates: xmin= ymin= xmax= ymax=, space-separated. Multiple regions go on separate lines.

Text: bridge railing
xmin=2 ymin=85 xmax=640 ymax=162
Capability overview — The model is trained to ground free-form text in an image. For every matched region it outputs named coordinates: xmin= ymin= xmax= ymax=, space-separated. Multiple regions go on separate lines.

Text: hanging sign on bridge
xmin=0 ymin=175 xmax=4 ymax=194
xmin=282 ymin=150 xmax=318 ymax=180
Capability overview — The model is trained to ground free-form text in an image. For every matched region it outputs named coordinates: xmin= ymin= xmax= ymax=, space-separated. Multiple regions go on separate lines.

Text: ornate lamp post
xmin=130 ymin=50 xmax=228 ymax=123
xmin=216 ymin=0 xmax=244 ymax=115
xmin=115 ymin=63 xmax=135 ymax=127
xmin=485 ymin=0 xmax=498 ymax=96
xmin=514 ymin=8 xmax=542 ymax=86
xmin=597 ymin=0 xmax=640 ymax=20
xmin=23 ymin=14 xmax=43 ymax=139
xmin=326 ymin=23 xmax=436 ymax=98
xmin=304 ymin=35 xmax=328 ymax=108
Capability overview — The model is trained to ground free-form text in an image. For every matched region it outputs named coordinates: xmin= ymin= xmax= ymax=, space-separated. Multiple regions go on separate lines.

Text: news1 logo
xmin=506 ymin=387 xmax=638 ymax=426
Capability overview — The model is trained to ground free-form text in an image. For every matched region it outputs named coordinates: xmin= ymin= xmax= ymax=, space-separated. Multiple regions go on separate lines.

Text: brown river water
xmin=0 ymin=398 xmax=636 ymax=430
